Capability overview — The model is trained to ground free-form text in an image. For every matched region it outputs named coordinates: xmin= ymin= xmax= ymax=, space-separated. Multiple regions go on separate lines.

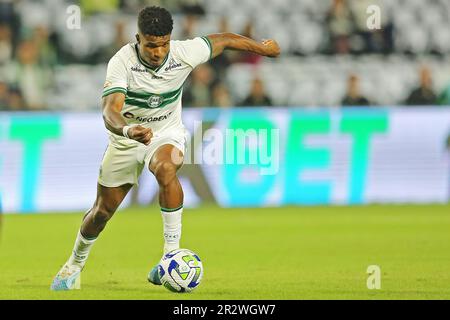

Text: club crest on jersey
xmin=147 ymin=95 xmax=164 ymax=108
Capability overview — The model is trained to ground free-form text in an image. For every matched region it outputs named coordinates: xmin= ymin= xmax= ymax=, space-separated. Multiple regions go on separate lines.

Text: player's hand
xmin=261 ymin=39 xmax=281 ymax=58
xmin=128 ymin=125 xmax=153 ymax=145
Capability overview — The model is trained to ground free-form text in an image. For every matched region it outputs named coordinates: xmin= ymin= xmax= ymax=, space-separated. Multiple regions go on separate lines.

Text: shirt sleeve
xmin=176 ymin=36 xmax=212 ymax=69
xmin=102 ymin=55 xmax=128 ymax=98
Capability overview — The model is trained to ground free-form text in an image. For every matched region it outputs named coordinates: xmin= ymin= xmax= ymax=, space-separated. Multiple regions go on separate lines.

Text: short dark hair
xmin=138 ymin=6 xmax=173 ymax=36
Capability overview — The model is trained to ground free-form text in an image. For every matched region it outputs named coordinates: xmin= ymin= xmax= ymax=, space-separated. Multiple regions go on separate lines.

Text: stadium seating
xmin=9 ymin=0 xmax=450 ymax=109
xmin=15 ymin=0 xmax=450 ymax=56
xmin=44 ymin=55 xmax=450 ymax=110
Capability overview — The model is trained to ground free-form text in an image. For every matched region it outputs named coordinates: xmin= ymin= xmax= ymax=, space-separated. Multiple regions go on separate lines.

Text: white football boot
xmin=50 ymin=263 xmax=81 ymax=290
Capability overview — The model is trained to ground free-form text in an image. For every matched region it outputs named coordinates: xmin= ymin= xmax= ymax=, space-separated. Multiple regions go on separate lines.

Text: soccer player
xmin=51 ymin=6 xmax=280 ymax=290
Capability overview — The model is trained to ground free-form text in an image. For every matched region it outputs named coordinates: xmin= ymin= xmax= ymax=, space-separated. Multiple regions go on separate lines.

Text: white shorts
xmin=98 ymin=129 xmax=187 ymax=188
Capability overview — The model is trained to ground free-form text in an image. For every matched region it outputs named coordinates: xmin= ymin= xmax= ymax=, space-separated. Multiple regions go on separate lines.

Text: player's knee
xmin=92 ymin=205 xmax=114 ymax=226
xmin=154 ymin=161 xmax=177 ymax=186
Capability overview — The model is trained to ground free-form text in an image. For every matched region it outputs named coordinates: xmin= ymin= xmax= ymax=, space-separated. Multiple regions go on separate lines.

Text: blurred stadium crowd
xmin=1 ymin=0 xmax=450 ymax=110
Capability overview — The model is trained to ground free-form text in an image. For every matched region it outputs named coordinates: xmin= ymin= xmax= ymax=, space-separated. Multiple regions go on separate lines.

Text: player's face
xmin=136 ymin=32 xmax=171 ymax=68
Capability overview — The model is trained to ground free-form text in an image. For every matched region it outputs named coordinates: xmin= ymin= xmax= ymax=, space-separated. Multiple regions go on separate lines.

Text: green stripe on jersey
xmin=127 ymin=86 xmax=181 ymax=100
xmin=124 ymin=88 xmax=182 ymax=109
xmin=201 ymin=36 xmax=213 ymax=60
xmin=102 ymin=87 xmax=127 ymax=97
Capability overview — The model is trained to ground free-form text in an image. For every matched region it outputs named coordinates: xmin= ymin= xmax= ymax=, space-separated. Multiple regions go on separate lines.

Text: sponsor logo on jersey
xmin=131 ymin=65 xmax=163 ymax=79
xmin=122 ymin=111 xmax=173 ymax=123
xmin=131 ymin=65 xmax=148 ymax=73
xmin=165 ymin=58 xmax=182 ymax=72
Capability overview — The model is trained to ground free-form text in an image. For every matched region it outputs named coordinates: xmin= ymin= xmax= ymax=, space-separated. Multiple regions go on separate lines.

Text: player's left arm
xmin=205 ymin=33 xmax=281 ymax=59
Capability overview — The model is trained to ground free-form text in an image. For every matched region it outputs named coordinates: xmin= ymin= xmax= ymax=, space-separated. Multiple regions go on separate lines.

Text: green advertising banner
xmin=0 ymin=108 xmax=449 ymax=213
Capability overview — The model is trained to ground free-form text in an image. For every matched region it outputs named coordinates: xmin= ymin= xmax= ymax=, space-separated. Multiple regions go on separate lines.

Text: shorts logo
xmin=148 ymin=95 xmax=164 ymax=108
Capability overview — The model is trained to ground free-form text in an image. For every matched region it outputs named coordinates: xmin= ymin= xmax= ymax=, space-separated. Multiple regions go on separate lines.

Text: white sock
xmin=161 ymin=206 xmax=183 ymax=254
xmin=67 ymin=230 xmax=97 ymax=269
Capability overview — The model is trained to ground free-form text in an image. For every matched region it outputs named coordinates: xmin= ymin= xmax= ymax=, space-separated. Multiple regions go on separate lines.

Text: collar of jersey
xmin=134 ymin=43 xmax=170 ymax=73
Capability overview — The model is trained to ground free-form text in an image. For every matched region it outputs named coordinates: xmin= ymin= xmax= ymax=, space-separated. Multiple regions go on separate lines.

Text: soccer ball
xmin=158 ymin=248 xmax=203 ymax=293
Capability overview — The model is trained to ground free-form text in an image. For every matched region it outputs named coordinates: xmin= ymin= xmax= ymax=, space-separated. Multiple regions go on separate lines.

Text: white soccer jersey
xmin=102 ymin=36 xmax=212 ymax=141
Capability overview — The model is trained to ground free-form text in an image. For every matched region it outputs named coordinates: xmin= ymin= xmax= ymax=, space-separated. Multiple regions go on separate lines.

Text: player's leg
xmin=69 ymin=183 xmax=133 ymax=266
xmin=51 ymin=183 xmax=132 ymax=291
xmin=66 ymin=142 xmax=141 ymax=270
xmin=149 ymin=144 xmax=184 ymax=254
xmin=80 ymin=183 xmax=132 ymax=238
xmin=147 ymin=144 xmax=184 ymax=285
xmin=51 ymin=141 xmax=141 ymax=290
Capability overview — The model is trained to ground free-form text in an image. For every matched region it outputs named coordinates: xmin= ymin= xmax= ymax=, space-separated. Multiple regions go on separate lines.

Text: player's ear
xmin=135 ymin=34 xmax=140 ymax=43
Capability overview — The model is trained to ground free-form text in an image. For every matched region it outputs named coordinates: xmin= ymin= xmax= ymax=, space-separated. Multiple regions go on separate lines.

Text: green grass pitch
xmin=0 ymin=205 xmax=449 ymax=300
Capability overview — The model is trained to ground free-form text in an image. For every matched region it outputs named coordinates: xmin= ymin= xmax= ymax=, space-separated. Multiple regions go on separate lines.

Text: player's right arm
xmin=102 ymin=92 xmax=152 ymax=145
xmin=102 ymin=52 xmax=152 ymax=145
